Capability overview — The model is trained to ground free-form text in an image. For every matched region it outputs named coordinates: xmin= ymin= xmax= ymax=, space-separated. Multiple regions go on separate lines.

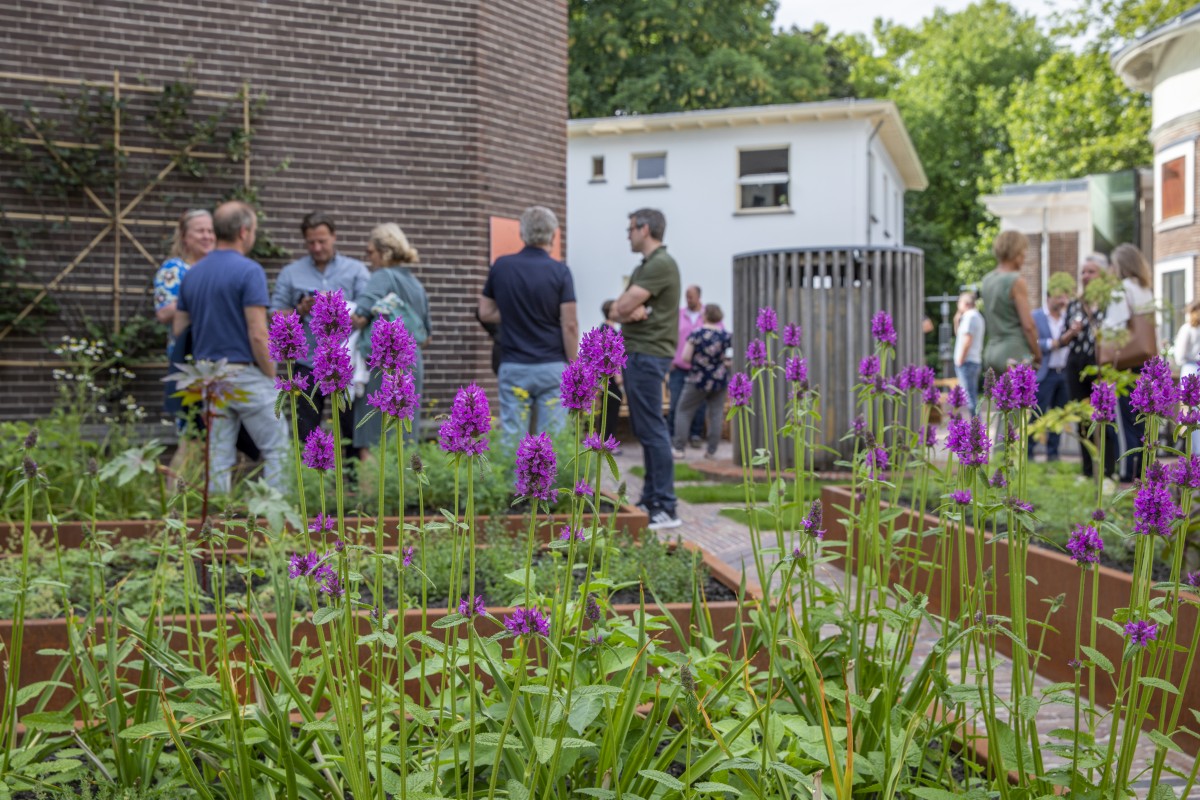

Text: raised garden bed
xmin=819 ymin=483 xmax=1200 ymax=757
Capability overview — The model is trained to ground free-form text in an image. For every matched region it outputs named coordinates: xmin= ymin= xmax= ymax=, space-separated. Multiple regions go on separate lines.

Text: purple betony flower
xmin=585 ymin=594 xmax=602 ymax=623
xmin=1066 ymin=524 xmax=1104 ymax=565
xmin=755 ymin=307 xmax=778 ymax=334
xmin=921 ymin=424 xmax=937 ymax=448
xmin=309 ymin=513 xmax=336 ymax=533
xmin=992 ymin=364 xmax=1038 ymax=411
xmin=1131 ymin=357 xmax=1181 ymax=420
xmin=367 ymin=370 xmax=420 ymax=420
xmin=438 ymin=383 xmax=491 ymax=455
xmin=1185 ymin=571 xmax=1200 ymax=589
xmin=922 ymin=384 xmax=940 ymax=405
xmin=858 ymin=355 xmax=880 ymax=382
xmin=728 ymin=373 xmax=752 ymax=407
xmin=574 ymin=481 xmax=594 ymax=498
xmin=289 ymin=551 xmax=320 ymax=578
xmin=303 ymin=428 xmax=336 ymax=471
xmin=514 ymin=432 xmax=558 ymax=503
xmin=578 ymin=325 xmax=627 ymax=376
xmin=1182 ymin=373 xmax=1200 ymax=408
xmin=310 ymin=290 xmax=351 ymax=342
xmin=403 ymin=546 xmax=415 ymax=568
xmin=503 ymin=606 xmax=550 ymax=638
xmin=1091 ymin=381 xmax=1117 ymax=423
xmin=914 ymin=366 xmax=936 ymax=390
xmin=459 ymin=595 xmax=486 ymax=617
xmin=989 ymin=469 xmax=1008 ymax=489
xmin=1092 ymin=509 xmax=1106 ymax=521
xmin=951 ymin=489 xmax=972 ymax=505
xmin=332 ymin=538 xmax=345 ymax=553
xmin=367 ymin=317 xmax=418 ymax=373
xmin=316 ymin=568 xmax=344 ymax=598
xmin=560 ymin=360 xmax=599 ymax=412
xmin=865 ymin=447 xmax=888 ymax=480
xmin=582 ymin=432 xmax=620 ymax=452
xmin=785 ymin=356 xmax=807 ymax=385
xmin=746 ymin=339 xmax=768 ymax=368
xmin=559 ymin=525 xmax=585 ymax=542
xmin=782 ymin=323 xmax=802 ymax=348
xmin=851 ymin=415 xmax=867 ymax=439
xmin=947 ymin=385 xmax=969 ymax=410
xmin=1134 ymin=474 xmax=1182 ymax=537
xmin=1005 ymin=496 xmax=1034 ymax=513
xmin=871 ymin=310 xmax=897 ymax=347
xmin=268 ymin=310 xmax=308 ymax=363
xmin=313 ymin=341 xmax=353 ymax=396
xmin=275 ymin=373 xmax=311 ymax=394
xmin=1124 ymin=619 xmax=1158 ymax=648
xmin=1171 ymin=455 xmax=1200 ymax=490
xmin=800 ymin=500 xmax=824 ymax=539
xmin=946 ymin=416 xmax=990 ymax=467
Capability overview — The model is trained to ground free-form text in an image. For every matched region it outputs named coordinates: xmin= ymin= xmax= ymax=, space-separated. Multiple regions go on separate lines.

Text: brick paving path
xmin=605 ymin=437 xmax=1197 ymax=798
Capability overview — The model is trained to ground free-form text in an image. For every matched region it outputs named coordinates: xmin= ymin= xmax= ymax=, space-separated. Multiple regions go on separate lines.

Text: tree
xmin=567 ymin=0 xmax=831 ymax=118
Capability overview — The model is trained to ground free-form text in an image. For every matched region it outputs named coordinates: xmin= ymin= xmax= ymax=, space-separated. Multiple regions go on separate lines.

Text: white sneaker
xmin=673 ymin=448 xmax=686 ymax=459
xmin=648 ymin=510 xmax=682 ymax=530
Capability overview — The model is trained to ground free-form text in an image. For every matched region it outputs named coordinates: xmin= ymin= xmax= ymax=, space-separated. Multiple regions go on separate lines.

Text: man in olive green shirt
xmin=614 ymin=208 xmax=682 ymax=530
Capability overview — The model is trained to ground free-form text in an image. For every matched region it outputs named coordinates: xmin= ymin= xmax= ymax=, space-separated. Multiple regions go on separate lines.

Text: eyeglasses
xmin=627 ymin=223 xmax=643 ymax=233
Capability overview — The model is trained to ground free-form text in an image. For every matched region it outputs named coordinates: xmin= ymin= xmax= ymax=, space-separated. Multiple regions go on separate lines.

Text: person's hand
xmin=627 ymin=305 xmax=649 ymax=323
xmin=296 ymin=294 xmax=315 ymax=316
xmin=352 ymin=313 xmax=369 ymax=330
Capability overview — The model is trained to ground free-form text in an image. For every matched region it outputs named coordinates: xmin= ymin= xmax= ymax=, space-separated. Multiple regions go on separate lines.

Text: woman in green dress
xmin=980 ymin=230 xmax=1041 ymax=376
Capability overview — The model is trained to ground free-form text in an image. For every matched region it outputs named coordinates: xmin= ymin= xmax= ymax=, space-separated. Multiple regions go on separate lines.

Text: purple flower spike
xmin=755 ymin=307 xmax=778 ymax=334
xmin=515 ymin=432 xmax=558 ymax=503
xmin=1066 ymin=524 xmax=1104 ymax=565
xmin=559 ymin=524 xmax=585 ymax=542
xmin=922 ymin=384 xmax=940 ymax=405
xmin=1185 ymin=571 xmax=1200 ymax=589
xmin=871 ymin=310 xmax=897 ymax=347
xmin=947 ymin=385 xmax=969 ymax=410
xmin=1131 ymin=357 xmax=1181 ymax=420
xmin=368 ymin=370 xmax=420 ymax=420
xmin=785 ymin=356 xmax=807 ymax=385
xmin=578 ymin=325 xmax=627 ymax=377
xmin=503 ymin=607 xmax=550 ymax=638
xmin=289 ymin=551 xmax=320 ymax=578
xmin=989 ymin=470 xmax=1008 ymax=489
xmin=402 ymin=546 xmax=414 ymax=568
xmin=921 ymin=424 xmax=937 ymax=448
xmin=317 ymin=570 xmax=344 ymax=598
xmin=782 ymin=323 xmax=802 ymax=348
xmin=865 ymin=447 xmax=888 ymax=480
xmin=268 ymin=311 xmax=308 ymax=363
xmin=1134 ymin=474 xmax=1182 ymax=537
xmin=1124 ymin=619 xmax=1158 ymax=648
xmin=1092 ymin=509 xmax=1107 ymax=521
xmin=946 ymin=416 xmax=990 ymax=467
xmin=729 ymin=373 xmax=752 ymax=407
xmin=574 ymin=481 xmax=594 ymax=498
xmin=367 ymin=318 xmax=418 ymax=374
xmin=303 ymin=428 xmax=336 ymax=471
xmin=992 ymin=364 xmax=1038 ymax=411
xmin=310 ymin=290 xmax=351 ymax=342
xmin=951 ymin=489 xmax=972 ymax=506
xmin=313 ymin=341 xmax=353 ymax=396
xmin=560 ymin=360 xmax=599 ymax=413
xmin=1171 ymin=455 xmax=1200 ymax=490
xmin=800 ymin=500 xmax=824 ymax=539
xmin=438 ymin=384 xmax=491 ymax=455
xmin=1091 ymin=381 xmax=1117 ymax=423
xmin=582 ymin=432 xmax=620 ymax=453
xmin=746 ymin=339 xmax=768 ymax=368
xmin=309 ymin=513 xmax=336 ymax=533
xmin=275 ymin=373 xmax=311 ymax=394
xmin=1182 ymin=374 xmax=1200 ymax=408
xmin=858 ymin=355 xmax=880 ymax=382
xmin=458 ymin=595 xmax=486 ymax=617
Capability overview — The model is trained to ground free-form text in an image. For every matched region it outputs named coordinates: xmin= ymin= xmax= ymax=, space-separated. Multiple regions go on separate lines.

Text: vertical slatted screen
xmin=732 ymin=247 xmax=925 ymax=469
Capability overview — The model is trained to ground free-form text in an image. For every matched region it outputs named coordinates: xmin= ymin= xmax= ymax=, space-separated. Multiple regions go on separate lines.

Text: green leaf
xmin=313 ymin=605 xmax=343 ymax=626
xmin=639 ymin=769 xmax=685 ymax=792
xmin=1146 ymin=729 xmax=1183 ymax=754
xmin=117 ymin=720 xmax=171 ymax=739
xmin=695 ymin=782 xmax=742 ymax=795
xmin=184 ymin=675 xmax=220 ymax=691
xmin=20 ymin=710 xmax=75 ymax=733
xmin=1140 ymin=677 xmax=1179 ymax=695
xmin=434 ymin=613 xmax=467 ymax=629
xmin=568 ymin=692 xmax=606 ymax=735
xmin=301 ymin=719 xmax=339 ymax=731
xmin=1018 ymin=696 xmax=1040 ymax=722
xmin=1081 ymin=646 xmax=1113 ymax=673
xmin=910 ymin=789 xmax=966 ymax=800
xmin=507 ymin=780 xmax=531 ymax=800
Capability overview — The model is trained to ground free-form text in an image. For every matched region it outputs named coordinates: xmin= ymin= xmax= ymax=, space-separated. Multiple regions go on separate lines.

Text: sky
xmin=774 ymin=0 xmax=1060 ymax=36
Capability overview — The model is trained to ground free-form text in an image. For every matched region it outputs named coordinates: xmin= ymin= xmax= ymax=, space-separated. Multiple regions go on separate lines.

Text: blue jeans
xmin=624 ymin=352 xmax=676 ymax=515
xmin=1029 ymin=368 xmax=1068 ymax=459
xmin=955 ymin=361 xmax=981 ymax=418
xmin=497 ymin=361 xmax=567 ymax=446
xmin=667 ymin=366 xmax=705 ymax=440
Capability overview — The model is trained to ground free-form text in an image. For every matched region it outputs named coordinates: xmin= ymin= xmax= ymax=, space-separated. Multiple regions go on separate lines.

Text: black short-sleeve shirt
xmin=483 ymin=246 xmax=576 ymax=364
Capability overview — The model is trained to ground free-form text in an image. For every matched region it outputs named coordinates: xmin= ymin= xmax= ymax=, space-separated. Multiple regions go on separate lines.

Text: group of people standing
xmin=952 ymin=229 xmax=1167 ymax=482
xmin=154 ymin=203 xmax=430 ymax=494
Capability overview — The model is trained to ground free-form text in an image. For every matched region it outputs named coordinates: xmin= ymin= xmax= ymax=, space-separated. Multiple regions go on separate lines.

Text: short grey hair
xmin=520 ymin=206 xmax=558 ymax=247
xmin=1082 ymin=252 xmax=1109 ymax=269
xmin=213 ymin=201 xmax=256 ymax=243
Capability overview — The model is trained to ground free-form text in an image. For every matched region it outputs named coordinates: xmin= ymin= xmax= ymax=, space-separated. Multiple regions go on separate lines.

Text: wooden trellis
xmin=0 ymin=69 xmax=251 ymax=347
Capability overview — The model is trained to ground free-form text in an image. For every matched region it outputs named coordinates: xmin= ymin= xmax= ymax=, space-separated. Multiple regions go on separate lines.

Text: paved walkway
xmin=604 ymin=437 xmax=1197 ymax=798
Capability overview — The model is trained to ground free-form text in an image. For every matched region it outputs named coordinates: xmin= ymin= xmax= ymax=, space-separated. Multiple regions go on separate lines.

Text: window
xmin=1155 ymin=256 xmax=1194 ymax=351
xmin=591 ymin=156 xmax=605 ymax=182
xmin=631 ymin=153 xmax=666 ymax=185
xmin=1155 ymin=140 xmax=1195 ymax=228
xmin=737 ymin=147 xmax=789 ymax=210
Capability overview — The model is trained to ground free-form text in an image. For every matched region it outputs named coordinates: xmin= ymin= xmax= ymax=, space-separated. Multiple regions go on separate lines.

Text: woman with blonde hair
xmin=352 ymin=223 xmax=432 ymax=453
xmin=1103 ymin=243 xmax=1156 ymax=480
xmin=979 ymin=230 xmax=1041 ymax=375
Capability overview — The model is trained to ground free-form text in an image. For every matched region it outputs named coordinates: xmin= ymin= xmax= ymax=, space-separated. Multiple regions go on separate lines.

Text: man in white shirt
xmin=1030 ymin=287 xmax=1075 ymax=460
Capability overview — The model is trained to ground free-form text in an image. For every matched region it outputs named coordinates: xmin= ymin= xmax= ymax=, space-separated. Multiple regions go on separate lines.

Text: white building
xmin=566 ymin=99 xmax=928 ymax=330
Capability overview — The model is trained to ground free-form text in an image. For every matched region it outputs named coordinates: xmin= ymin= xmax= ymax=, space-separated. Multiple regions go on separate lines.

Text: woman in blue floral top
xmin=154 ymin=209 xmax=215 ymax=354
xmin=673 ymin=303 xmax=731 ymax=458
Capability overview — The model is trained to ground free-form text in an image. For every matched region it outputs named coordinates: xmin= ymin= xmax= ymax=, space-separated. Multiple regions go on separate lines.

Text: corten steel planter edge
xmin=820 ymin=483 xmax=1200 ymax=758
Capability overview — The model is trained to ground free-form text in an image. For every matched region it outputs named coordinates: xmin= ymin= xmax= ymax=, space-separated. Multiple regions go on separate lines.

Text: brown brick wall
xmin=0 ymin=0 xmax=567 ymax=424
xmin=1151 ymin=115 xmax=1200 ymax=266
xmin=1019 ymin=231 xmax=1079 ymax=306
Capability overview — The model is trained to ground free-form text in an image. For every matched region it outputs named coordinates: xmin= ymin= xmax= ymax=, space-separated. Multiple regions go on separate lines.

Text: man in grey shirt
xmin=271 ymin=211 xmax=369 ymax=441
xmin=953 ymin=291 xmax=985 ymax=417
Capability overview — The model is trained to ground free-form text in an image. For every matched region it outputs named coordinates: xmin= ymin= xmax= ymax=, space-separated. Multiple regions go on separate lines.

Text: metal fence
xmin=732 ymin=245 xmax=925 ymax=469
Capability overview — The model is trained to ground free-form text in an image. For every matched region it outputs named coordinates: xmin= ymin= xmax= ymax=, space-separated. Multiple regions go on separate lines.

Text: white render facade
xmin=565 ymin=100 xmax=928 ymax=329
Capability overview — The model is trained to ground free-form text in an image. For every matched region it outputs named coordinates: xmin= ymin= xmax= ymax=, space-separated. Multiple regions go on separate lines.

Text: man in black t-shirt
xmin=478 ymin=206 xmax=579 ymax=445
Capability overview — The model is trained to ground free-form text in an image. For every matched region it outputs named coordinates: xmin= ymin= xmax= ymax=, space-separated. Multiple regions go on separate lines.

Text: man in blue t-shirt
xmin=478 ymin=206 xmax=579 ymax=445
xmin=175 ymin=201 xmax=287 ymax=495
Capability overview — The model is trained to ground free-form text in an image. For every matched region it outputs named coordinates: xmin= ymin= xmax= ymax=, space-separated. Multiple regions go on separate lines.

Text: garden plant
xmin=0 ymin=294 xmax=1198 ymax=798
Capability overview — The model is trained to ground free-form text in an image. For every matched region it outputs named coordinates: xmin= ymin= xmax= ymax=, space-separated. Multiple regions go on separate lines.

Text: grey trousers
xmin=673 ymin=383 xmax=726 ymax=455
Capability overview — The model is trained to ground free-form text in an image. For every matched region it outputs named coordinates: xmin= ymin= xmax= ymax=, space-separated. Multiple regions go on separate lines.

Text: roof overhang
xmin=1112 ymin=5 xmax=1200 ymax=92
xmin=568 ymin=99 xmax=928 ymax=191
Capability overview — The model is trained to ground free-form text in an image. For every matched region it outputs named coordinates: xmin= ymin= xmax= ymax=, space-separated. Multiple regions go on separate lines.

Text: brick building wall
xmin=1020 ymin=231 xmax=1080 ymax=305
xmin=0 ymin=0 xmax=566 ymax=425
xmin=1151 ymin=113 xmax=1200 ymax=267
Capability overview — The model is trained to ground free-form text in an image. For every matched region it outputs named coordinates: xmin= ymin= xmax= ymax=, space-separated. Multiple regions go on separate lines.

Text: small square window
xmin=591 ymin=156 xmax=605 ymax=181
xmin=1162 ymin=156 xmax=1186 ymax=220
xmin=738 ymin=147 xmax=789 ymax=210
xmin=632 ymin=153 xmax=667 ymax=185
